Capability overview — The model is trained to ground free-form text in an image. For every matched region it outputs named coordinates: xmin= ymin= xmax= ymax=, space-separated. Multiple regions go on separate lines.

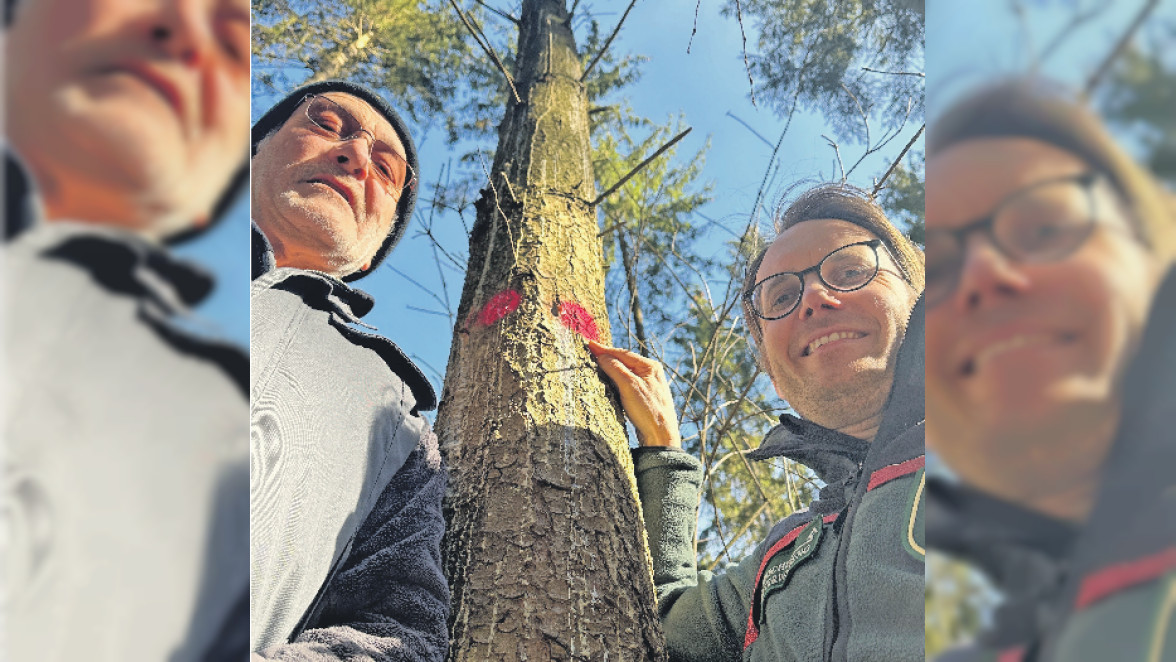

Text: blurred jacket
xmin=928 ymin=266 xmax=1176 ymax=662
xmin=2 ymin=151 xmax=250 ymax=662
xmin=249 ymin=226 xmax=449 ymax=661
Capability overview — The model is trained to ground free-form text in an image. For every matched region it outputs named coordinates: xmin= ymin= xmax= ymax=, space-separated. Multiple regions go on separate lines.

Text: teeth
xmin=973 ymin=333 xmax=1053 ymax=368
xmin=806 ymin=331 xmax=865 ymax=355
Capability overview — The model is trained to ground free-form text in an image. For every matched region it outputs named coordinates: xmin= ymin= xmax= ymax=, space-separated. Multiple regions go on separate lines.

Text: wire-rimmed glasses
xmin=302 ymin=94 xmax=417 ymax=198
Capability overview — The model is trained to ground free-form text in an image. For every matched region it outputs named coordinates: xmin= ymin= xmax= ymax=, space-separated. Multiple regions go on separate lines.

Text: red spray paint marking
xmin=557 ymin=301 xmax=600 ymax=341
xmin=477 ymin=289 xmax=521 ymax=326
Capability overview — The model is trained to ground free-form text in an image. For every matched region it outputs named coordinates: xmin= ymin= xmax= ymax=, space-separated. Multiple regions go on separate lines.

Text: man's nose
xmin=334 ymin=137 xmax=374 ymax=180
xmin=151 ymin=0 xmax=214 ymax=68
xmin=798 ymin=275 xmax=842 ymax=319
xmin=952 ymin=237 xmax=1031 ymax=313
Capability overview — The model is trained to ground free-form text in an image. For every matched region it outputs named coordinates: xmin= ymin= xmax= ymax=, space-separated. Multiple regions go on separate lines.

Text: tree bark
xmin=434 ymin=0 xmax=668 ymax=660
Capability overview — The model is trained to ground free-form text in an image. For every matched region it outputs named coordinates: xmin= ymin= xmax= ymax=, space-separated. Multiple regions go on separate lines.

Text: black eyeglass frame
xmin=299 ymin=93 xmax=418 ymax=197
xmin=743 ymin=238 xmax=893 ymax=321
xmin=924 ymin=171 xmax=1100 ymax=307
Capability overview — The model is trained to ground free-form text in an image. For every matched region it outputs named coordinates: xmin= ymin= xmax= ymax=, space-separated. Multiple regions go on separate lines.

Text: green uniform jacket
xmin=635 ymin=299 xmax=926 ymax=661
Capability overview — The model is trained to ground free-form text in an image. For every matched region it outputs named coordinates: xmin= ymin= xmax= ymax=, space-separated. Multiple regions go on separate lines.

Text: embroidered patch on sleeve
xmin=760 ymin=517 xmax=824 ymax=610
xmin=903 ymin=467 xmax=925 ymax=561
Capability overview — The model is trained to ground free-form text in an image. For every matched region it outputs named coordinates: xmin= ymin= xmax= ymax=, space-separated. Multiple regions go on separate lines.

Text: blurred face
xmin=925 ymin=138 xmax=1161 ymax=503
xmin=755 ymin=219 xmax=919 ymax=433
xmin=5 ymin=0 xmax=250 ymax=239
xmin=251 ymin=93 xmax=406 ymax=276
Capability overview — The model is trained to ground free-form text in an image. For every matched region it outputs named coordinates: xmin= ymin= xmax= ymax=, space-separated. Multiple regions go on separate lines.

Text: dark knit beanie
xmin=251 ymin=80 xmax=418 ymax=281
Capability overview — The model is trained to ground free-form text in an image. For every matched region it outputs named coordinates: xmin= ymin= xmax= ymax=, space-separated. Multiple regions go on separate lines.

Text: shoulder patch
xmin=744 ymin=512 xmax=839 ymax=649
xmin=761 ymin=516 xmax=823 ymax=603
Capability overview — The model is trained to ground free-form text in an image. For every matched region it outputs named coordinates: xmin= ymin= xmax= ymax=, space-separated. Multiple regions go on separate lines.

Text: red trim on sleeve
xmin=1074 ymin=546 xmax=1176 ymax=610
xmin=866 ymin=455 xmax=925 ymax=492
xmin=997 ymin=646 xmax=1025 ymax=662
xmin=743 ymin=512 xmax=841 ymax=649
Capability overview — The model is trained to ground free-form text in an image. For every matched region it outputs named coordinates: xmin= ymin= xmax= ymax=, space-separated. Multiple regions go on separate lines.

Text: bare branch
xmin=687 ymin=0 xmax=703 ymax=54
xmin=448 ymin=0 xmax=522 ymax=104
xmin=592 ymin=127 xmax=692 ymax=207
xmin=725 ymin=111 xmax=775 ymax=150
xmin=861 ymin=66 xmax=925 ymax=77
xmin=822 ymin=134 xmax=846 ymax=182
xmin=732 ymin=0 xmax=757 ymax=107
xmin=871 ymin=123 xmax=925 ymax=197
xmin=581 ymin=0 xmax=640 ymax=81
xmin=473 ymin=0 xmax=519 ymax=25
xmin=1039 ymin=0 xmax=1110 ymax=65
xmin=706 ymin=501 xmax=770 ymax=570
xmin=1083 ymin=0 xmax=1160 ymax=98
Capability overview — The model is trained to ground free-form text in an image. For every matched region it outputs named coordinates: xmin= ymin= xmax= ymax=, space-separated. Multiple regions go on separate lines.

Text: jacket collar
xmin=30 ymin=222 xmax=214 ymax=314
xmin=6 ymin=147 xmax=43 ymax=241
xmin=251 ymin=223 xmax=376 ymax=319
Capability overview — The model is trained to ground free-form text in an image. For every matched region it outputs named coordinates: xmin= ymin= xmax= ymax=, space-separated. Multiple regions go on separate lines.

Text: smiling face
xmin=5 ymin=0 xmax=251 ymax=238
xmin=756 ymin=219 xmax=919 ymax=433
xmin=925 ymin=138 xmax=1162 ymax=504
xmin=251 ymin=92 xmax=406 ymax=277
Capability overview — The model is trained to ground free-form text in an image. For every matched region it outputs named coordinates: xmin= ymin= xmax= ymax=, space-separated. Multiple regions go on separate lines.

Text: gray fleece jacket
xmin=249 ymin=227 xmax=449 ymax=661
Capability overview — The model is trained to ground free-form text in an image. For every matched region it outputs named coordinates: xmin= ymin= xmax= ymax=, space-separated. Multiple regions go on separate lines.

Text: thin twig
xmin=861 ymin=66 xmax=924 ymax=77
xmin=725 ymin=111 xmax=775 ymax=149
xmin=822 ymin=135 xmax=846 ymax=182
xmin=1083 ymin=0 xmax=1160 ymax=98
xmin=871 ymin=123 xmax=925 ymax=197
xmin=1039 ymin=1 xmax=1108 ymax=65
xmin=581 ymin=0 xmax=639 ymax=81
xmin=687 ymin=0 xmax=703 ymax=54
xmin=733 ymin=0 xmax=757 ymax=107
xmin=706 ymin=501 xmax=770 ymax=570
xmin=845 ymin=94 xmax=914 ymax=179
xmin=592 ymin=127 xmax=692 ymax=206
xmin=448 ymin=0 xmax=522 ymax=104
xmin=473 ymin=0 xmax=519 ymax=25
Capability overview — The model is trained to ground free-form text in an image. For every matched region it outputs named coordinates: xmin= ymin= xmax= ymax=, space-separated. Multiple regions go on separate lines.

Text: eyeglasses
xmin=744 ymin=239 xmax=887 ymax=320
xmin=924 ymin=172 xmax=1101 ymax=308
xmin=301 ymin=94 xmax=417 ymax=198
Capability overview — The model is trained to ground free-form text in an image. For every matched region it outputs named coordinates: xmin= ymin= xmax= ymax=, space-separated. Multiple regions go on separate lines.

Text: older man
xmin=249 ymin=81 xmax=449 ymax=661
xmin=590 ymin=184 xmax=925 ymax=661
xmin=3 ymin=0 xmax=250 ymax=660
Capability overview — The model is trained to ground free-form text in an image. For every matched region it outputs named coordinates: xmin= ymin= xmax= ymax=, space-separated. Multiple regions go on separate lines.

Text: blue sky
xmin=185 ymin=0 xmax=1170 ymax=408
xmin=239 ymin=0 xmax=924 ymax=403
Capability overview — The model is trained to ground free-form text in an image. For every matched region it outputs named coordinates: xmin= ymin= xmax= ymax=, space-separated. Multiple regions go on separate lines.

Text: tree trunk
xmin=434 ymin=0 xmax=668 ymax=659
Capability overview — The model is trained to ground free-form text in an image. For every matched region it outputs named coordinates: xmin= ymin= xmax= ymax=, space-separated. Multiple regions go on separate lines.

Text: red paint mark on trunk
xmin=477 ymin=290 xmax=520 ymax=326
xmin=557 ymin=301 xmax=600 ymax=341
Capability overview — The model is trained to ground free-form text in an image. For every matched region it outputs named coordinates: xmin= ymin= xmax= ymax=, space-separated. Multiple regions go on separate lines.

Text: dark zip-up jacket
xmin=634 ymin=298 xmax=926 ymax=661
xmin=929 ymin=267 xmax=1176 ymax=662
xmin=3 ymin=151 xmax=250 ymax=662
xmin=249 ymin=227 xmax=450 ymax=661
